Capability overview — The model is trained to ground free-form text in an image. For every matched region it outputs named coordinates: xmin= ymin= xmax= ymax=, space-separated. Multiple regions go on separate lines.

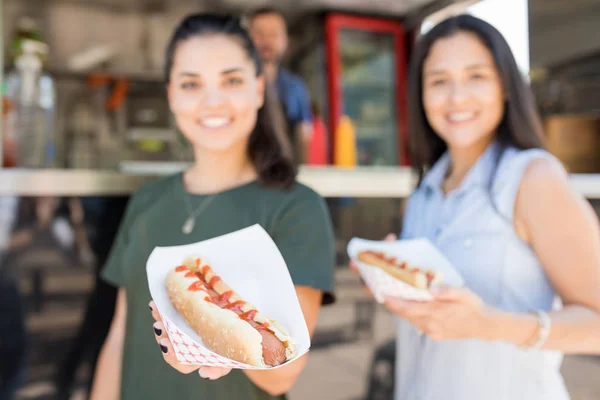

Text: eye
xmin=181 ymin=81 xmax=199 ymax=90
xmin=470 ymin=73 xmax=485 ymax=80
xmin=224 ymin=76 xmax=244 ymax=87
xmin=430 ymin=78 xmax=447 ymax=87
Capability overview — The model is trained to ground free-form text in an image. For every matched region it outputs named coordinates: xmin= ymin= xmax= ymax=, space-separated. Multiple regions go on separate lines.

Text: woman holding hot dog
xmin=89 ymin=13 xmax=335 ymax=400
xmin=371 ymin=14 xmax=600 ymax=400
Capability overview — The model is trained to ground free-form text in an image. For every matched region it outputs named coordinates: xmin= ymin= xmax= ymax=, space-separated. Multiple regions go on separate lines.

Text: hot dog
xmin=165 ymin=256 xmax=295 ymax=367
xmin=357 ymin=250 xmax=442 ymax=289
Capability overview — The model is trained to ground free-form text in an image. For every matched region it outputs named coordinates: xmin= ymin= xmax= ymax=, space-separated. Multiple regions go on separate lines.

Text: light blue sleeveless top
xmin=396 ymin=141 xmax=569 ymax=400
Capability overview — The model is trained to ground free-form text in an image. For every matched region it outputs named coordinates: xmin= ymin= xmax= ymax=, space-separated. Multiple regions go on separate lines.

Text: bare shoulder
xmin=515 ymin=154 xmax=594 ymax=242
xmin=522 ymin=155 xmax=568 ymax=187
xmin=514 ymin=156 xmax=572 ymax=241
xmin=517 ymin=155 xmax=572 ymax=206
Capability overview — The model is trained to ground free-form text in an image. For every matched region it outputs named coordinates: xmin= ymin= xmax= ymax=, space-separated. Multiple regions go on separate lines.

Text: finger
xmin=384 ymin=233 xmax=398 ymax=242
xmin=159 ymin=338 xmax=198 ymax=374
xmin=384 ymin=297 xmax=433 ymax=318
xmin=349 ymin=261 xmax=358 ymax=273
xmin=153 ymin=321 xmax=165 ymax=344
xmin=149 ymin=301 xmax=161 ymax=322
xmin=198 ymin=366 xmax=232 ymax=380
xmin=430 ymin=286 xmax=476 ymax=303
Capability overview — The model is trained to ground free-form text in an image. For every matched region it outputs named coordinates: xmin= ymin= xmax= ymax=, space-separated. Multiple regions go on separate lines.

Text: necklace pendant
xmin=182 ymin=217 xmax=195 ymax=235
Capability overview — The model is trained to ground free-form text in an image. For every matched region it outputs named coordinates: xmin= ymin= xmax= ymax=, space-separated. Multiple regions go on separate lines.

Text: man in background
xmin=247 ymin=7 xmax=313 ymax=164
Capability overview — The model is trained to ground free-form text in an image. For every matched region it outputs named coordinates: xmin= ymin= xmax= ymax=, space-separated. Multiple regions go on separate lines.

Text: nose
xmin=200 ymin=86 xmax=226 ymax=107
xmin=449 ymin=81 xmax=469 ymax=105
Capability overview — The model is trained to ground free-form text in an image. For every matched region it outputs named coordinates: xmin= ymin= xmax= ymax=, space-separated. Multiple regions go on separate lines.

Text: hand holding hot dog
xmin=149 ymin=301 xmax=232 ymax=379
xmin=384 ymin=287 xmax=493 ymax=341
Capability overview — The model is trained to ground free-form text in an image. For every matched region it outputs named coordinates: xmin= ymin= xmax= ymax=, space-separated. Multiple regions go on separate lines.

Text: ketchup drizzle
xmin=176 ymin=263 xmax=273 ymax=332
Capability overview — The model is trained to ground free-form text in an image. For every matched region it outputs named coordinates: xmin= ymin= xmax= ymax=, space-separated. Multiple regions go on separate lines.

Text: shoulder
xmin=510 ymin=149 xmax=577 ymax=228
xmin=517 ymin=152 xmax=570 ymax=205
xmin=497 ymin=147 xmax=566 ymax=190
xmin=279 ymin=68 xmax=309 ymax=93
xmin=260 ymin=181 xmax=328 ymax=214
xmin=497 ymin=147 xmax=558 ymax=176
xmin=254 ymin=182 xmax=331 ymax=235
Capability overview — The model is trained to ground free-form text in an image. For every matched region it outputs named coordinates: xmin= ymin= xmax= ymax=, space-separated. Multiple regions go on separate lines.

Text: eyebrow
xmin=222 ymin=68 xmax=244 ymax=74
xmin=178 ymin=72 xmax=199 ymax=78
xmin=177 ymin=68 xmax=244 ymax=78
xmin=424 ymin=63 xmax=493 ymax=76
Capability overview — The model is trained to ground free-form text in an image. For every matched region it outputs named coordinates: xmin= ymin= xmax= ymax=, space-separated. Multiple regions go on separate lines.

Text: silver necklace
xmin=181 ymin=193 xmax=217 ymax=235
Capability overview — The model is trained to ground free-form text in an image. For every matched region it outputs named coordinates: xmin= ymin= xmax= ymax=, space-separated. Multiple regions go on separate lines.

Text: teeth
xmin=448 ymin=112 xmax=475 ymax=122
xmin=200 ymin=117 xmax=230 ymax=128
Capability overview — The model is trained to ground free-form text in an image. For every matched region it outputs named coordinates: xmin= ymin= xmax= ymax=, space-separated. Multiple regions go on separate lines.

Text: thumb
xmin=384 ymin=233 xmax=398 ymax=242
xmin=430 ymin=286 xmax=474 ymax=302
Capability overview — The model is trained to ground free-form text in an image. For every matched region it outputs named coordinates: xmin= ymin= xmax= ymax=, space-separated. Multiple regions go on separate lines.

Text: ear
xmin=256 ymin=75 xmax=266 ymax=109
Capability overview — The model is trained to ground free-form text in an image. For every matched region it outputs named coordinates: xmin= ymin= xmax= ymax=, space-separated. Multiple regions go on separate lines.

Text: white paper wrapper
xmin=146 ymin=224 xmax=310 ymax=370
xmin=347 ymin=237 xmax=465 ymax=303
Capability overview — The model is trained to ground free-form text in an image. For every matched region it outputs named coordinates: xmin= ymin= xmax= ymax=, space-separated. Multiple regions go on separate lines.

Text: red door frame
xmin=325 ymin=13 xmax=409 ymax=166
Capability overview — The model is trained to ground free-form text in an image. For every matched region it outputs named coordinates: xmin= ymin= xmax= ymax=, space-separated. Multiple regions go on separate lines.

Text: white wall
xmin=468 ymin=0 xmax=529 ymax=74
xmin=420 ymin=0 xmax=530 ymax=74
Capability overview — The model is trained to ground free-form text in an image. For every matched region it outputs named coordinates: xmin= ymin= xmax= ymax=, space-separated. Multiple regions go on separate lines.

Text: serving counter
xmin=0 ymin=166 xmax=599 ymax=198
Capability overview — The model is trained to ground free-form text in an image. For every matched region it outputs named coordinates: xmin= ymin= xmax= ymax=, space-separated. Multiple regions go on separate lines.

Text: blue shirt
xmin=275 ymin=68 xmax=312 ymax=127
xmin=396 ymin=142 xmax=569 ymax=400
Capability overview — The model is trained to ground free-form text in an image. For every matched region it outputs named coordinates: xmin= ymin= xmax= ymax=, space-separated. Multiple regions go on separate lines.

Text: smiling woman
xmin=88 ymin=13 xmax=336 ymax=400
xmin=167 ymin=35 xmax=265 ymax=155
xmin=354 ymin=14 xmax=600 ymax=400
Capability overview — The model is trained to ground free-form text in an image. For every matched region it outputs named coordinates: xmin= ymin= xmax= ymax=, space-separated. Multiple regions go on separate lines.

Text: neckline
xmin=176 ymin=171 xmax=259 ymax=198
xmin=423 ymin=141 xmax=501 ymax=195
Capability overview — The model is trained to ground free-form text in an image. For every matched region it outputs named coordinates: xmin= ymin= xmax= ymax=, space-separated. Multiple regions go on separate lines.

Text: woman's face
xmin=422 ymin=31 xmax=504 ymax=150
xmin=167 ymin=34 xmax=265 ymax=154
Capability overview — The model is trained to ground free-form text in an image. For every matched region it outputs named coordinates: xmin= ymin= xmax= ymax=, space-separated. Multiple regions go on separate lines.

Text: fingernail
xmin=160 ymin=344 xmax=168 ymax=354
xmin=153 ymin=326 xmax=162 ymax=336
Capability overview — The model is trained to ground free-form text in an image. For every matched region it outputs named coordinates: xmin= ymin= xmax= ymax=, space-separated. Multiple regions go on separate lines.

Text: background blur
xmin=2 ymin=0 xmax=600 ymax=399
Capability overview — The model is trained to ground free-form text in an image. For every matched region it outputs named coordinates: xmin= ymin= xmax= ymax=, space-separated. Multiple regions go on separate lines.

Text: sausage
xmin=167 ymin=260 xmax=294 ymax=367
xmin=245 ymin=319 xmax=287 ymax=366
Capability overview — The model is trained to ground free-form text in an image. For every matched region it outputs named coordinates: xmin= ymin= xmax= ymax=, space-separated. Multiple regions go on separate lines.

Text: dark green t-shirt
xmin=101 ymin=173 xmax=336 ymax=400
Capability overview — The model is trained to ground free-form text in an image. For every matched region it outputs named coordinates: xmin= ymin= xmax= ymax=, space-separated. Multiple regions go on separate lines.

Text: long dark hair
xmin=165 ymin=13 xmax=296 ymax=188
xmin=408 ymin=14 xmax=546 ymax=184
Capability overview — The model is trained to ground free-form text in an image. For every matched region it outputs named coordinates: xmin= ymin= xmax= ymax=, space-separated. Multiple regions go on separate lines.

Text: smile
xmin=447 ymin=111 xmax=477 ymax=124
xmin=197 ymin=117 xmax=232 ymax=129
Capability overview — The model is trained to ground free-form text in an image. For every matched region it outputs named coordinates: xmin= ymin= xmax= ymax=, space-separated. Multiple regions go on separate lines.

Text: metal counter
xmin=0 ymin=166 xmax=599 ymax=198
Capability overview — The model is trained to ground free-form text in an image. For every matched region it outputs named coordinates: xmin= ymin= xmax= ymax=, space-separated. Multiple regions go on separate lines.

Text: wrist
xmin=480 ymin=308 xmax=539 ymax=345
xmin=479 ymin=306 xmax=503 ymax=342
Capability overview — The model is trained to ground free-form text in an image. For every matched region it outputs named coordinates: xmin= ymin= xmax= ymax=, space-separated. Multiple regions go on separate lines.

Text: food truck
xmin=2 ymin=0 xmax=600 ymax=398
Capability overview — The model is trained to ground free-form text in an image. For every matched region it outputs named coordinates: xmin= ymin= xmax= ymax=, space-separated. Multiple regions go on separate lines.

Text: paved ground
xmin=289 ymin=269 xmax=600 ymax=400
xmin=12 ymin=267 xmax=600 ymax=400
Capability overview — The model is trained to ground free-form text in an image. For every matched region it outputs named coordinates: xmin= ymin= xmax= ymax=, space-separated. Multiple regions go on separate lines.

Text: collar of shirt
xmin=421 ymin=140 xmax=502 ymax=196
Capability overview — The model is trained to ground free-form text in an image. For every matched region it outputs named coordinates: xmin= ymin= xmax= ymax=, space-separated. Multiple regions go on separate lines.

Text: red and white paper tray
xmin=146 ymin=224 xmax=310 ymax=370
xmin=347 ymin=237 xmax=465 ymax=303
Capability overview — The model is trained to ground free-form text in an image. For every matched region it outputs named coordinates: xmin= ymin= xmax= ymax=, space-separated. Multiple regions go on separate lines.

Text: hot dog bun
xmin=357 ymin=250 xmax=442 ymax=289
xmin=165 ymin=256 xmax=296 ymax=367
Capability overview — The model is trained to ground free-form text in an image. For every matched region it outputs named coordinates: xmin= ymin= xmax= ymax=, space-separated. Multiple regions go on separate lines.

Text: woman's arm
xmin=484 ymin=157 xmax=600 ymax=353
xmin=243 ymin=286 xmax=323 ymax=396
xmin=384 ymin=158 xmax=600 ymax=354
xmin=89 ymin=288 xmax=127 ymax=400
